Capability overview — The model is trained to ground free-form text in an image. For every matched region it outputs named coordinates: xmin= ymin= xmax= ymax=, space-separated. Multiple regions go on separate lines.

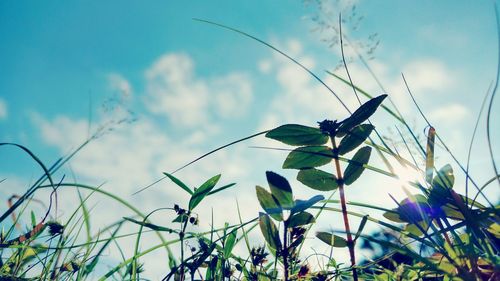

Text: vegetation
xmin=0 ymin=15 xmax=499 ymax=281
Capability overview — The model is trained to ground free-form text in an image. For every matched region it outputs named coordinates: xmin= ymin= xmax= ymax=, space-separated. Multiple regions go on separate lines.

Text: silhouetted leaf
xmin=297 ymin=168 xmax=338 ymax=191
xmin=283 ymin=146 xmax=333 ymax=169
xmin=259 ymin=213 xmax=281 ymax=250
xmin=189 ymin=174 xmax=221 ymax=210
xmin=266 ymin=124 xmax=328 ymax=146
xmin=337 ymin=124 xmax=374 ymax=155
xmin=343 ymin=146 xmax=372 ymax=185
xmin=291 ymin=195 xmax=325 ymax=214
xmin=288 ymin=212 xmax=315 ymax=228
xmin=164 ymin=173 xmax=193 ymax=195
xmin=256 ymin=186 xmax=283 ymax=221
xmin=316 ymin=232 xmax=347 ymax=247
xmin=337 ymin=94 xmax=387 ymax=137
xmin=266 ymin=171 xmax=293 ymax=209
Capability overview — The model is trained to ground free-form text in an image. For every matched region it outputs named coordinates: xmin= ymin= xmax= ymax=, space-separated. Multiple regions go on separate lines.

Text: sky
xmin=1 ymin=0 xmax=499 ymax=279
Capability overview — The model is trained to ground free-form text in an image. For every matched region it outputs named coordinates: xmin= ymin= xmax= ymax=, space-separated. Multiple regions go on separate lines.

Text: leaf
xmin=425 ymin=127 xmax=436 ymax=184
xmin=266 ymin=171 xmax=294 ymax=209
xmin=404 ymin=221 xmax=429 ymax=237
xmin=30 ymin=211 xmax=36 ymax=227
xmin=291 ymin=195 xmax=325 ymax=214
xmin=208 ymin=183 xmax=236 ymax=196
xmin=432 ymin=164 xmax=454 ymax=190
xmin=397 ymin=197 xmax=431 ymax=223
xmin=265 ymin=124 xmax=328 ymax=146
xmin=441 ymin=204 xmax=465 ymax=221
xmin=124 ymin=217 xmax=175 ymax=233
xmin=297 ymin=168 xmax=338 ymax=191
xmin=337 ymin=124 xmax=374 ymax=155
xmin=189 ymin=174 xmax=221 ymax=210
xmin=316 ymin=232 xmax=347 ymax=247
xmin=343 ymin=146 xmax=372 ymax=185
xmin=283 ymin=146 xmax=333 ymax=170
xmin=256 ymin=186 xmax=283 ymax=221
xmin=337 ymin=94 xmax=387 ymax=137
xmin=354 ymin=215 xmax=368 ymax=241
xmin=164 ymin=173 xmax=193 ymax=195
xmin=259 ymin=213 xmax=281 ymax=250
xmin=223 ymin=229 xmax=237 ymax=258
xmin=383 ymin=209 xmax=405 ymax=223
xmin=288 ymin=212 xmax=315 ymax=228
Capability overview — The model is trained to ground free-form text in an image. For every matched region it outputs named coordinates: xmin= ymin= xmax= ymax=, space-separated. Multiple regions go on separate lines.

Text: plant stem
xmin=331 ymin=137 xmax=358 ymax=281
xmin=283 ymin=220 xmax=289 ymax=281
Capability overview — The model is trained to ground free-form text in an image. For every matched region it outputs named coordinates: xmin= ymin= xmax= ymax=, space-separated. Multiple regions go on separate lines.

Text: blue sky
xmin=1 ymin=0 xmax=499 ymax=278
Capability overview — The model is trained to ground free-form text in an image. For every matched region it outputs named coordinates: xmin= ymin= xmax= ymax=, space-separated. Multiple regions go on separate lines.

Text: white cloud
xmin=401 ymin=59 xmax=453 ymax=93
xmin=108 ymin=73 xmax=133 ymax=99
xmin=144 ymin=53 xmax=253 ymax=128
xmin=258 ymin=59 xmax=272 ymax=73
xmin=0 ymin=98 xmax=7 ymax=120
xmin=428 ymin=103 xmax=469 ymax=124
xmin=212 ymin=73 xmax=252 ymax=118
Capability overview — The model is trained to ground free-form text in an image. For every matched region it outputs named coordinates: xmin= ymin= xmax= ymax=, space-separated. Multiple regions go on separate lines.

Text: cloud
xmin=428 ymin=103 xmax=469 ymax=124
xmin=144 ymin=53 xmax=253 ymax=128
xmin=0 ymin=98 xmax=7 ymax=120
xmin=108 ymin=73 xmax=133 ymax=99
xmin=401 ymin=59 xmax=453 ymax=93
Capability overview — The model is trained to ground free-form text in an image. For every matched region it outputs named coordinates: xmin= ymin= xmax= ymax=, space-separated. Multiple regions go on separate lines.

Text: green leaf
xmin=256 ymin=186 xmax=283 ymax=221
xmin=208 ymin=183 xmax=236 ymax=196
xmin=259 ymin=213 xmax=281 ymax=250
xmin=297 ymin=168 xmax=338 ymax=191
xmin=383 ymin=209 xmax=405 ymax=223
xmin=441 ymin=204 xmax=465 ymax=221
xmin=343 ymin=146 xmax=372 ymax=185
xmin=432 ymin=164 xmax=454 ymax=190
xmin=283 ymin=146 xmax=333 ymax=170
xmin=316 ymin=232 xmax=348 ymax=247
xmin=124 ymin=217 xmax=176 ymax=233
xmin=288 ymin=212 xmax=315 ymax=228
xmin=223 ymin=229 xmax=237 ymax=258
xmin=291 ymin=195 xmax=325 ymax=214
xmin=30 ymin=211 xmax=36 ymax=227
xmin=425 ymin=127 xmax=436 ymax=183
xmin=189 ymin=174 xmax=221 ymax=210
xmin=397 ymin=196 xmax=431 ymax=223
xmin=404 ymin=221 xmax=429 ymax=237
xmin=266 ymin=171 xmax=293 ymax=209
xmin=354 ymin=215 xmax=368 ymax=241
xmin=265 ymin=124 xmax=328 ymax=146
xmin=337 ymin=94 xmax=387 ymax=137
xmin=164 ymin=173 xmax=193 ymax=195
xmin=337 ymin=124 xmax=374 ymax=155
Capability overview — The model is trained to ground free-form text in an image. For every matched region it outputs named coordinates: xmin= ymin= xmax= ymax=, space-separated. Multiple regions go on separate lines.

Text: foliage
xmin=0 ymin=14 xmax=499 ymax=281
